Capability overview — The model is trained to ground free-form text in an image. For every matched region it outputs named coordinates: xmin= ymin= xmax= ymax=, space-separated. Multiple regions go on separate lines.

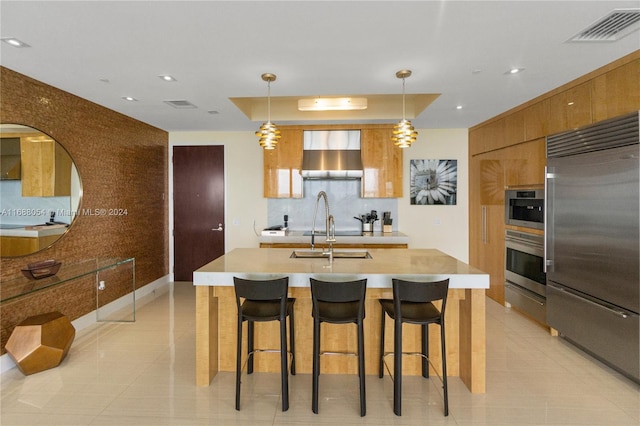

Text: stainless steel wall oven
xmin=505 ymin=189 xmax=544 ymax=230
xmin=505 ymin=229 xmax=546 ymax=324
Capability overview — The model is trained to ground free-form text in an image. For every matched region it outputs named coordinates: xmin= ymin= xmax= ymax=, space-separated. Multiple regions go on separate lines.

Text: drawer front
xmin=505 ymin=282 xmax=546 ymax=325
xmin=547 ymin=283 xmax=640 ymax=381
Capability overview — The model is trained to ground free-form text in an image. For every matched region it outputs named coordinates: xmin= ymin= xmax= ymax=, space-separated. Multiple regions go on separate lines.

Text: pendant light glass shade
xmin=391 ymin=70 xmax=418 ymax=148
xmin=256 ymin=73 xmax=281 ymax=150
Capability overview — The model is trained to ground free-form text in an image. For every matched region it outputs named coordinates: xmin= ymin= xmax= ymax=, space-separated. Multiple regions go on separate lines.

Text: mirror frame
xmin=0 ymin=123 xmax=82 ymax=257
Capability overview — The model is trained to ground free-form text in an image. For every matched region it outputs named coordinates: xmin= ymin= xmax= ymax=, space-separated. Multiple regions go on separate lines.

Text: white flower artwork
xmin=410 ymin=159 xmax=458 ymax=205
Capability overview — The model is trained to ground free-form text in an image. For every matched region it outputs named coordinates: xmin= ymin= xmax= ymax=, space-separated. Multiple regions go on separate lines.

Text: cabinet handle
xmin=481 ymin=206 xmax=487 ymax=244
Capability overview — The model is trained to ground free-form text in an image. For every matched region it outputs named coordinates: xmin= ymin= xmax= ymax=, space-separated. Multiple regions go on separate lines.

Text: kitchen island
xmin=193 ymin=248 xmax=489 ymax=393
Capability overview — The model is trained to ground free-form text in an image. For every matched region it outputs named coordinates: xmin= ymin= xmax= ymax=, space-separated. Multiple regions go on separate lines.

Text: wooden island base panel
xmin=194 ymin=248 xmax=489 ymax=394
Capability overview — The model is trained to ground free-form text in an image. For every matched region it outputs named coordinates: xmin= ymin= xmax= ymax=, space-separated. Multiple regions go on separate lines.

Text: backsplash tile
xmin=267 ymin=179 xmax=398 ymax=232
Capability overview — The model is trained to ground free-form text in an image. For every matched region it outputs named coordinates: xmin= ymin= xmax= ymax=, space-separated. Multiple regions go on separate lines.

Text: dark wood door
xmin=173 ymin=145 xmax=225 ymax=281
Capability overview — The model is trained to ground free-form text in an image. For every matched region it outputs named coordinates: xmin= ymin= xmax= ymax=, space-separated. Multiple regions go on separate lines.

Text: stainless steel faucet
xmin=311 ymin=191 xmax=335 ymax=261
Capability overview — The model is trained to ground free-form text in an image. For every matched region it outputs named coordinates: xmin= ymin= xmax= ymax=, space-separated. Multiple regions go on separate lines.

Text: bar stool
xmin=310 ymin=277 xmax=367 ymax=417
xmin=233 ymin=276 xmax=296 ymax=411
xmin=378 ymin=278 xmax=450 ymax=416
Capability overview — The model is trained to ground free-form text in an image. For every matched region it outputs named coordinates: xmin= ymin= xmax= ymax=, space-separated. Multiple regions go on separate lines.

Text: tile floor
xmin=1 ymin=282 xmax=638 ymax=425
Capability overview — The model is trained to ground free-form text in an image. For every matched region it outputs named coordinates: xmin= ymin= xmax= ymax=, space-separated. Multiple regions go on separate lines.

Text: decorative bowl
xmin=21 ymin=259 xmax=62 ymax=280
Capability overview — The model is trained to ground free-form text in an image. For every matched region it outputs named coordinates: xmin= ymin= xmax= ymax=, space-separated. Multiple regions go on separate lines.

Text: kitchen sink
xmin=290 ymin=250 xmax=372 ymax=259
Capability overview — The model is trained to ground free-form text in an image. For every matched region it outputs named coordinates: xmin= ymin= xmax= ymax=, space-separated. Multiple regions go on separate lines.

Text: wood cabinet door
xmin=20 ymin=137 xmax=71 ymax=197
xmin=361 ymin=127 xmax=402 ymax=198
xmin=503 ymin=138 xmax=546 ymax=187
xmin=548 ymin=82 xmax=592 ymax=135
xmin=469 ymin=151 xmax=506 ymax=305
xmin=263 ymin=129 xmax=303 ymax=198
xmin=53 ymin=143 xmax=72 ymax=196
xmin=523 ymin=100 xmax=549 ymax=142
xmin=592 ymin=58 xmax=640 ymax=122
xmin=21 ymin=137 xmax=54 ymax=196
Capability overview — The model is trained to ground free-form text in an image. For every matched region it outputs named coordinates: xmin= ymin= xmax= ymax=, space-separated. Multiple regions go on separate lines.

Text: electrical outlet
xmin=98 ymin=280 xmax=106 ymax=290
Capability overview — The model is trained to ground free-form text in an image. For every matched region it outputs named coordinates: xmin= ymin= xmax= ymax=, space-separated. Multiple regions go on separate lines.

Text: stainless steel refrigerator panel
xmin=546 ymin=144 xmax=639 ymax=313
xmin=547 ymin=282 xmax=640 ymax=382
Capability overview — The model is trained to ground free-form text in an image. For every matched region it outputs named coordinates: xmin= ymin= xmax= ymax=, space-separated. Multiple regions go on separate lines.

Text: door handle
xmin=212 ymin=223 xmax=223 ymax=231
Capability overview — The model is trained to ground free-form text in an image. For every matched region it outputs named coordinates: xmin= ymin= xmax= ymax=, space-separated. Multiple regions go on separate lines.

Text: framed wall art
xmin=410 ymin=159 xmax=458 ymax=205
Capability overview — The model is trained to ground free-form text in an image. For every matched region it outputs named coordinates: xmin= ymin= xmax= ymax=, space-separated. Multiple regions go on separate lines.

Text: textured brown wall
xmin=0 ymin=67 xmax=169 ymax=352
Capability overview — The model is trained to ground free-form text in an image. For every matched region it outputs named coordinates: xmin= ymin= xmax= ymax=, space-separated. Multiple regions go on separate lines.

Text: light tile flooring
xmin=1 ymin=282 xmax=638 ymax=425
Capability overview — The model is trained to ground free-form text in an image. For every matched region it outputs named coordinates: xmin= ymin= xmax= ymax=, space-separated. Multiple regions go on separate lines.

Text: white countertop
xmin=0 ymin=224 xmax=68 ymax=238
xmin=193 ymin=248 xmax=489 ymax=289
xmin=258 ymin=230 xmax=409 ymax=245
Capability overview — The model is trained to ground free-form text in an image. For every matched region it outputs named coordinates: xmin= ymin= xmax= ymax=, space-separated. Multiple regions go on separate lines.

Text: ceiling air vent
xmin=163 ymin=100 xmax=198 ymax=109
xmin=568 ymin=8 xmax=640 ymax=42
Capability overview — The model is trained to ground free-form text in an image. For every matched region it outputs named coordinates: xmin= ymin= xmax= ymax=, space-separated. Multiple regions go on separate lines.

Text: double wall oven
xmin=504 ymin=189 xmax=547 ymax=324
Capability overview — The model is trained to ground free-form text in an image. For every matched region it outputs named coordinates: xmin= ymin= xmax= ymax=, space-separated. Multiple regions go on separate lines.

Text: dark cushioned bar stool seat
xmin=233 ymin=276 xmax=296 ymax=411
xmin=378 ymin=278 xmax=450 ymax=416
xmin=310 ymin=277 xmax=367 ymax=417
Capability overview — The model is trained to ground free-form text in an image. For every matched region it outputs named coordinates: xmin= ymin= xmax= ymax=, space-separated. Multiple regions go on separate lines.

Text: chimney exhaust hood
xmin=301 ymin=130 xmax=363 ymax=179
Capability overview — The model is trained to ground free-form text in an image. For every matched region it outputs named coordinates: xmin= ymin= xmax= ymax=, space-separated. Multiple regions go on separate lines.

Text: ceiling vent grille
xmin=568 ymin=8 xmax=640 ymax=42
xmin=163 ymin=100 xmax=197 ymax=109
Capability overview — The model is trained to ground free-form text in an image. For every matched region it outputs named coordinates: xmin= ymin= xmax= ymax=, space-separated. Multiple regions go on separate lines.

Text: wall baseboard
xmin=0 ymin=275 xmax=171 ymax=375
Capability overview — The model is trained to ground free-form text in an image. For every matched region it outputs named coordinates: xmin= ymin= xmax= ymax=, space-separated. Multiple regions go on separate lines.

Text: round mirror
xmin=0 ymin=124 xmax=82 ymax=257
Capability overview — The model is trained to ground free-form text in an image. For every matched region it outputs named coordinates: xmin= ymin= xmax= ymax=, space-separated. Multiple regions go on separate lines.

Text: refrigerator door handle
xmin=545 ymin=166 xmax=554 ymax=273
xmin=549 ymin=283 xmax=630 ymax=319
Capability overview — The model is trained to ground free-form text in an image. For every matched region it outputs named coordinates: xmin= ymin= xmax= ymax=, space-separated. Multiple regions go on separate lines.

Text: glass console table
xmin=0 ymin=258 xmax=135 ymax=322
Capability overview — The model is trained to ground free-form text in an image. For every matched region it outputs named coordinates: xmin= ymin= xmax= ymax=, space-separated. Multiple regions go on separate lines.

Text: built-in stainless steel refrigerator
xmin=546 ymin=111 xmax=639 ymax=383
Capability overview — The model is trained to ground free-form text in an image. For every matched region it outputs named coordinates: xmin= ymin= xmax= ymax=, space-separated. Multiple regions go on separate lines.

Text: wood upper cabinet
xmin=469 ymin=119 xmax=506 ymax=155
xmin=263 ymin=128 xmax=304 ymax=198
xmin=523 ymin=100 xmax=549 ymax=141
xmin=361 ymin=127 xmax=403 ymax=198
xmin=263 ymin=124 xmax=403 ymax=198
xmin=21 ymin=136 xmax=71 ymax=197
xmin=548 ymin=82 xmax=592 ymax=135
xmin=503 ymin=138 xmax=546 ymax=187
xmin=591 ymin=58 xmax=640 ymax=122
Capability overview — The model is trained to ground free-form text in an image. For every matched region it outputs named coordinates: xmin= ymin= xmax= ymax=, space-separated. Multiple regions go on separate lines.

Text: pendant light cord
xmin=402 ymin=77 xmax=406 ymax=120
xmin=267 ymin=80 xmax=272 ymax=124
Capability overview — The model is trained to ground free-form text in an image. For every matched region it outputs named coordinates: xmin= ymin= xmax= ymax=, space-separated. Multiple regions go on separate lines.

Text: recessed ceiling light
xmin=456 ymin=105 xmax=463 ymax=110
xmin=1 ymin=37 xmax=30 ymax=48
xmin=506 ymin=68 xmax=525 ymax=75
xmin=298 ymin=97 xmax=368 ymax=111
xmin=158 ymin=74 xmax=177 ymax=82
xmin=122 ymin=96 xmax=138 ymax=102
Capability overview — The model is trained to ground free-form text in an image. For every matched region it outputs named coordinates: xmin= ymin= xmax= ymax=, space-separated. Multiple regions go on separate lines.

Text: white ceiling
xmin=1 ymin=1 xmax=638 ymax=132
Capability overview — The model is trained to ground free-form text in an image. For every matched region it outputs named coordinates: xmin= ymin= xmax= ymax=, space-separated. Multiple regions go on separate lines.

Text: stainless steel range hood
xmin=301 ymin=130 xmax=363 ymax=179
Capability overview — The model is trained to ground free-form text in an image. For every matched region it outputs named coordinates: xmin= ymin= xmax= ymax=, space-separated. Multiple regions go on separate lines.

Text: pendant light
xmin=256 ymin=73 xmax=281 ymax=150
xmin=391 ymin=70 xmax=418 ymax=148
